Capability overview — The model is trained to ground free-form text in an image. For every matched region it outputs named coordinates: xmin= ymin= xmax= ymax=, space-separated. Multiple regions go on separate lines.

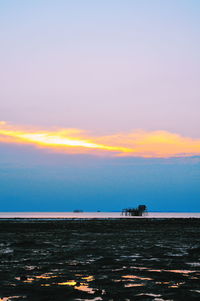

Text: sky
xmin=0 ymin=0 xmax=200 ymax=211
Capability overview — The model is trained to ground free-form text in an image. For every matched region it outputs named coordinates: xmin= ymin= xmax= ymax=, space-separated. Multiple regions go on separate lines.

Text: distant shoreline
xmin=0 ymin=212 xmax=200 ymax=219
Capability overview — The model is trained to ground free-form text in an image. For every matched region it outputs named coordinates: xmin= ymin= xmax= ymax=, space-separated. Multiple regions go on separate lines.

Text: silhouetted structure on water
xmin=122 ymin=205 xmax=147 ymax=216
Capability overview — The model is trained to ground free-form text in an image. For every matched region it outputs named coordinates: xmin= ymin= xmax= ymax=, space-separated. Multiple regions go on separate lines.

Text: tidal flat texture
xmin=0 ymin=219 xmax=199 ymax=301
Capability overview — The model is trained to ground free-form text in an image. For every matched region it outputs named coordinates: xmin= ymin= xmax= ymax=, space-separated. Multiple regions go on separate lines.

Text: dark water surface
xmin=0 ymin=219 xmax=199 ymax=300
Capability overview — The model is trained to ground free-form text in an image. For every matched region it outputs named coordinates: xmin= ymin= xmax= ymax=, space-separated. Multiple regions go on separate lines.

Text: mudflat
xmin=0 ymin=219 xmax=199 ymax=301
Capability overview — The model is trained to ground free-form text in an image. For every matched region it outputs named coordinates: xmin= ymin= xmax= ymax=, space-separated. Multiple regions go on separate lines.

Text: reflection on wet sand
xmin=57 ymin=279 xmax=96 ymax=294
xmin=132 ymin=266 xmax=198 ymax=275
xmin=75 ymin=284 xmax=95 ymax=294
xmin=0 ymin=219 xmax=200 ymax=301
xmin=187 ymin=262 xmax=200 ymax=267
xmin=136 ymin=293 xmax=162 ymax=297
xmin=0 ymin=297 xmax=25 ymax=301
xmin=169 ymin=282 xmax=185 ymax=288
xmin=75 ymin=297 xmax=103 ymax=301
xmin=122 ymin=275 xmax=153 ymax=280
xmin=81 ymin=275 xmax=94 ymax=281
xmin=166 ymin=269 xmax=196 ymax=274
xmin=15 ymin=273 xmax=58 ymax=283
xmin=124 ymin=283 xmax=145 ymax=287
xmin=15 ymin=272 xmax=96 ymax=294
xmin=57 ymin=280 xmax=77 ymax=286
xmin=10 ymin=265 xmax=200 ymax=300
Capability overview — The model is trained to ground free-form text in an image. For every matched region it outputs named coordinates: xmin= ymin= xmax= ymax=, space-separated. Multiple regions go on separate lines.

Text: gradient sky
xmin=0 ymin=1 xmax=200 ymax=211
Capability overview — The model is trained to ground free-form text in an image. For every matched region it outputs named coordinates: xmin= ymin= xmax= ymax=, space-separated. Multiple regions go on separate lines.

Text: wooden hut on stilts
xmin=122 ymin=205 xmax=147 ymax=216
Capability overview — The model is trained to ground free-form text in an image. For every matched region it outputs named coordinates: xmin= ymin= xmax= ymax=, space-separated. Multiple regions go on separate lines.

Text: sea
xmin=0 ymin=212 xmax=200 ymax=218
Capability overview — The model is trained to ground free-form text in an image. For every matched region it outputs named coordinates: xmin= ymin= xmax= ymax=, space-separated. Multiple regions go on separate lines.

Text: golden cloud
xmin=0 ymin=121 xmax=200 ymax=157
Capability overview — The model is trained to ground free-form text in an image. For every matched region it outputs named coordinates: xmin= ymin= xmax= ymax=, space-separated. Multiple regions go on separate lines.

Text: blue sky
xmin=1 ymin=144 xmax=200 ymax=212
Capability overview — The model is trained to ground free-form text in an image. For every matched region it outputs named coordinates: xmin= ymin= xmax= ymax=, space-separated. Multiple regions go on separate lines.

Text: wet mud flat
xmin=0 ymin=218 xmax=199 ymax=301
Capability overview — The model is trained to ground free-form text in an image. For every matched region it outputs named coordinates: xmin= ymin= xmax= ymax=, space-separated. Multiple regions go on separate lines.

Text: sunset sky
xmin=0 ymin=0 xmax=200 ymax=211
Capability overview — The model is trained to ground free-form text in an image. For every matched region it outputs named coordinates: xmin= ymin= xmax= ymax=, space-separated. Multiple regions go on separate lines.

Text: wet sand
xmin=0 ymin=219 xmax=199 ymax=301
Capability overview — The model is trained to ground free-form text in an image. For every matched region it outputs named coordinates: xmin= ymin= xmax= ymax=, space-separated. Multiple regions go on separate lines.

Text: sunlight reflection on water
xmin=122 ymin=275 xmax=153 ymax=281
xmin=15 ymin=272 xmax=96 ymax=294
xmin=125 ymin=283 xmax=145 ymax=287
xmin=0 ymin=297 xmax=25 ymax=301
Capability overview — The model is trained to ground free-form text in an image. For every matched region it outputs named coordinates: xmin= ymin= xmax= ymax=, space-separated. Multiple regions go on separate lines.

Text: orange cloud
xmin=0 ymin=121 xmax=200 ymax=157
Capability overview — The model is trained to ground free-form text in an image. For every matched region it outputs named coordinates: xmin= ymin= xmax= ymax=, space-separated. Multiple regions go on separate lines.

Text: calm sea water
xmin=0 ymin=212 xmax=200 ymax=218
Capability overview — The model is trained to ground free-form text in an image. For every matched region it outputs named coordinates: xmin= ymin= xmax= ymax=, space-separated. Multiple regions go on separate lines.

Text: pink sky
xmin=0 ymin=1 xmax=200 ymax=138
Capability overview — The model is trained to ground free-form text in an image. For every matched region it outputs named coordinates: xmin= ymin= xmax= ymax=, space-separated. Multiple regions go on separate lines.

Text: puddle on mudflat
xmin=131 ymin=266 xmax=149 ymax=270
xmin=15 ymin=277 xmax=34 ymax=283
xmin=166 ymin=253 xmax=183 ymax=257
xmin=190 ymin=290 xmax=200 ymax=293
xmin=58 ymin=280 xmax=77 ymax=286
xmin=187 ymin=262 xmax=200 ymax=267
xmin=136 ymin=293 xmax=162 ymax=297
xmin=125 ymin=283 xmax=145 ymax=287
xmin=36 ymin=274 xmax=58 ymax=279
xmin=166 ymin=269 xmax=196 ymax=274
xmin=81 ymin=276 xmax=94 ymax=282
xmin=120 ymin=254 xmax=142 ymax=259
xmin=147 ymin=258 xmax=160 ymax=261
xmin=74 ymin=283 xmax=95 ymax=294
xmin=38 ymin=275 xmax=95 ymax=294
xmin=52 ymin=274 xmax=95 ymax=293
xmin=131 ymin=266 xmax=198 ymax=275
xmin=75 ymin=297 xmax=103 ymax=301
xmin=0 ymin=297 xmax=25 ymax=301
xmin=25 ymin=265 xmax=36 ymax=271
xmin=68 ymin=260 xmax=79 ymax=265
xmin=15 ymin=273 xmax=58 ymax=283
xmin=139 ymin=268 xmax=197 ymax=275
xmin=112 ymin=268 xmax=124 ymax=272
xmin=122 ymin=275 xmax=152 ymax=281
xmin=40 ymin=280 xmax=77 ymax=287
xmin=168 ymin=282 xmax=185 ymax=288
xmin=0 ymin=248 xmax=13 ymax=255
